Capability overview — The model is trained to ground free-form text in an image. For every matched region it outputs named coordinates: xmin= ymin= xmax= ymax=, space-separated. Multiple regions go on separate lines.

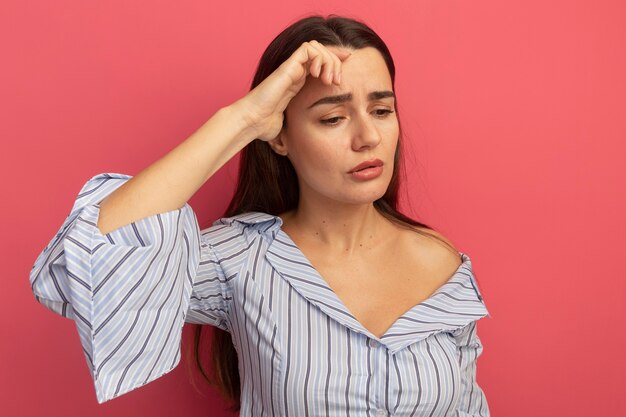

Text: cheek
xmin=386 ymin=121 xmax=400 ymax=144
xmin=386 ymin=126 xmax=400 ymax=155
xmin=288 ymin=130 xmax=344 ymax=176
xmin=290 ymin=142 xmax=341 ymax=177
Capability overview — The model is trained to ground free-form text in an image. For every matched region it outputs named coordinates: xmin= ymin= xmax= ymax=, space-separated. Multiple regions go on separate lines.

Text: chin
xmin=341 ymin=186 xmax=389 ymax=206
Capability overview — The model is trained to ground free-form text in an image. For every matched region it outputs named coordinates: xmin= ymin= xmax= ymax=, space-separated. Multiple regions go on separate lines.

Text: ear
xmin=267 ymin=130 xmax=289 ymax=156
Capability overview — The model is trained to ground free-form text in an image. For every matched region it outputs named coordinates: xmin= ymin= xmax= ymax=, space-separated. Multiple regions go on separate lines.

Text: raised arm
xmin=97 ymin=41 xmax=352 ymax=235
xmin=30 ymin=41 xmax=353 ymax=403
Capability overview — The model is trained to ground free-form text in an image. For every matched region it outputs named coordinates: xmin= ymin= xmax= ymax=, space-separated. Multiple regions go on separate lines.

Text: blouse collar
xmin=219 ymin=211 xmax=490 ymax=353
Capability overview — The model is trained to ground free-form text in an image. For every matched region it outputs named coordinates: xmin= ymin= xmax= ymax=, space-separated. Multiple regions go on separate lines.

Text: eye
xmin=374 ymin=109 xmax=395 ymax=117
xmin=320 ymin=116 xmax=344 ymax=126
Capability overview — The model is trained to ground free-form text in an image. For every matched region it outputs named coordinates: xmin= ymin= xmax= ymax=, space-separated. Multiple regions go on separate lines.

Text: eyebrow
xmin=307 ymin=90 xmax=395 ymax=109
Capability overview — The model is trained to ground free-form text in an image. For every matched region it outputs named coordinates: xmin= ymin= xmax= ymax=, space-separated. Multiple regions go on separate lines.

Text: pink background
xmin=2 ymin=0 xmax=625 ymax=416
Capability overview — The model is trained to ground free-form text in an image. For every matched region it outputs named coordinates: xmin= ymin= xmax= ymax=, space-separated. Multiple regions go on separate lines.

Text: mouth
xmin=347 ymin=159 xmax=385 ymax=181
xmin=348 ymin=159 xmax=384 ymax=173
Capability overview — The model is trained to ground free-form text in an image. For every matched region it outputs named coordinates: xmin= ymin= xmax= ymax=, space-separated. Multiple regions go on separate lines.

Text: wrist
xmin=222 ymin=98 xmax=261 ymax=144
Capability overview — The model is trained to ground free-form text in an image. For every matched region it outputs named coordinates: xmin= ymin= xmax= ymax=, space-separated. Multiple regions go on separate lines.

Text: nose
xmin=351 ymin=111 xmax=382 ymax=151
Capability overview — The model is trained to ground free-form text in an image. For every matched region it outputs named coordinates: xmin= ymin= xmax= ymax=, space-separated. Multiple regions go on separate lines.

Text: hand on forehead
xmin=296 ymin=46 xmax=392 ymax=106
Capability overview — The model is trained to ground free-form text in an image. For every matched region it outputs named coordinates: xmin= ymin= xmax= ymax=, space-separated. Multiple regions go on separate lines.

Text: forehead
xmin=292 ymin=46 xmax=393 ymax=107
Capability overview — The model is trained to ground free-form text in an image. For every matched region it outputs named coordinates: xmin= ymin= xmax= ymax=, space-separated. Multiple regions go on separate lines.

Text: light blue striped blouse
xmin=30 ymin=173 xmax=491 ymax=416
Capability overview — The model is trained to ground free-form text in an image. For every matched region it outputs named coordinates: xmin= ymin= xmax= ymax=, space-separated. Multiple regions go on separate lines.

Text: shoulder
xmin=397 ymin=224 xmax=463 ymax=284
xmin=411 ymin=224 xmax=458 ymax=252
xmin=200 ymin=211 xmax=282 ymax=246
xmin=213 ymin=211 xmax=282 ymax=230
xmin=195 ymin=212 xmax=283 ymax=270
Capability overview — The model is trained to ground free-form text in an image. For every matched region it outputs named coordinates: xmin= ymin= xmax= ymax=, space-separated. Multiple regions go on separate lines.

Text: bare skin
xmin=283 ymin=219 xmax=462 ymax=338
xmin=273 ymin=46 xmax=462 ymax=337
xmin=96 ymin=40 xmax=461 ymax=339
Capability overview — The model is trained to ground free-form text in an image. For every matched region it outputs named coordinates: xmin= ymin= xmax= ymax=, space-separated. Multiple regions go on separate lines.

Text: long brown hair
xmin=192 ymin=14 xmax=456 ymax=411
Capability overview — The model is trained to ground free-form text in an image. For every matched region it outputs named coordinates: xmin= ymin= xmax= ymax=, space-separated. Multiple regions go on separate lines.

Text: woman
xmin=30 ymin=14 xmax=490 ymax=416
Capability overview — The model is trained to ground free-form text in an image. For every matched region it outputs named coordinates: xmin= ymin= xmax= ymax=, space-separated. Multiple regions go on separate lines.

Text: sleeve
xmin=29 ymin=172 xmax=232 ymax=403
xmin=185 ymin=235 xmax=233 ymax=329
xmin=452 ymin=320 xmax=490 ymax=416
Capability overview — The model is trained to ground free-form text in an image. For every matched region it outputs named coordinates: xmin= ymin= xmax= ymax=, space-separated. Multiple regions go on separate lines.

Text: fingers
xmin=323 ymin=44 xmax=349 ymax=85
xmin=332 ymin=48 xmax=353 ymax=61
xmin=305 ymin=40 xmax=352 ymax=86
xmin=307 ymin=41 xmax=334 ymax=85
xmin=318 ymin=41 xmax=352 ymax=85
xmin=326 ymin=44 xmax=353 ymax=85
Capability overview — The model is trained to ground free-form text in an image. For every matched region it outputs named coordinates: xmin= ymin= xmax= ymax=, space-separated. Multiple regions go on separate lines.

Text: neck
xmin=281 ymin=197 xmax=393 ymax=255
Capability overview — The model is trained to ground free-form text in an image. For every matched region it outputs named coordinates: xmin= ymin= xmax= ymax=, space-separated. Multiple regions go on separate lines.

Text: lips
xmin=348 ymin=159 xmax=384 ymax=173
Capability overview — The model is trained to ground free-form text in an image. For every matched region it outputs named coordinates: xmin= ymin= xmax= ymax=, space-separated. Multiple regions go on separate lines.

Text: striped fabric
xmin=30 ymin=173 xmax=491 ymax=416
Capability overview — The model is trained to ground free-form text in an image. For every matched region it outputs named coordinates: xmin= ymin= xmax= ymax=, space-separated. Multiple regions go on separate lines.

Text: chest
xmin=229 ymin=274 xmax=463 ymax=416
xmin=225 ymin=237 xmax=465 ymax=415
xmin=312 ymin=254 xmax=446 ymax=338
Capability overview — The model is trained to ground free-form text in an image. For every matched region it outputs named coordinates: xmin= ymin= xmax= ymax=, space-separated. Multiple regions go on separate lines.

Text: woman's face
xmin=272 ymin=46 xmax=399 ymax=209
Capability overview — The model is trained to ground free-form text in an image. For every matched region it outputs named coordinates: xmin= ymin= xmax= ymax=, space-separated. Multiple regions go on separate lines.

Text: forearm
xmin=97 ymin=100 xmax=257 ymax=235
